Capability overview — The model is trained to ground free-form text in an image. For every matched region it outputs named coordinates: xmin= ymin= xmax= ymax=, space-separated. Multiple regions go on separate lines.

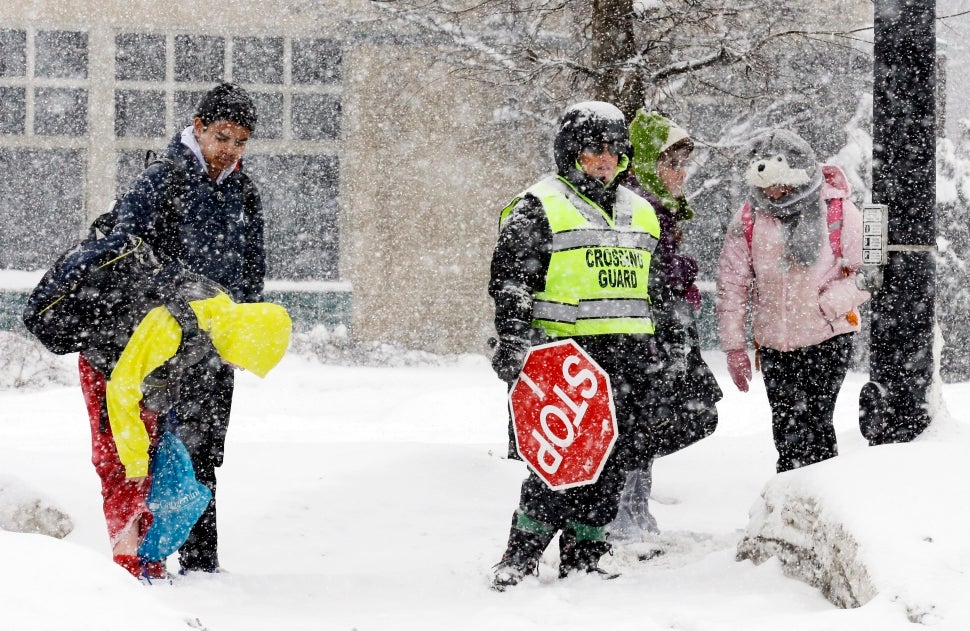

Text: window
xmin=115 ymin=33 xmax=166 ymax=82
xmin=175 ymin=35 xmax=224 ymax=83
xmin=0 ymin=87 xmax=25 ymax=135
xmin=249 ymin=92 xmax=283 ymax=139
xmin=34 ymin=88 xmax=88 ymax=136
xmin=247 ymin=154 xmax=341 ymax=280
xmin=115 ymin=150 xmax=157 ymax=197
xmin=0 ymin=29 xmax=26 ymax=77
xmin=292 ymin=39 xmax=341 ymax=85
xmin=0 ymin=30 xmax=89 ymax=138
xmin=114 ymin=31 xmax=345 ymax=280
xmin=0 ymin=28 xmax=345 ymax=282
xmin=0 ymin=29 xmax=89 ymax=268
xmin=292 ymin=94 xmax=341 ymax=141
xmin=35 ymin=30 xmax=87 ymax=79
xmin=233 ymin=37 xmax=284 ymax=85
xmin=0 ymin=148 xmax=84 ymax=269
xmin=114 ymin=31 xmax=343 ymax=144
xmin=174 ymin=90 xmax=206 ymax=128
xmin=115 ymin=90 xmax=166 ymax=137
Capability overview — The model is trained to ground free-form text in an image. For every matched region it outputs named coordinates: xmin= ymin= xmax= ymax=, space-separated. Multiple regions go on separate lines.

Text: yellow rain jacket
xmin=106 ymin=293 xmax=291 ymax=478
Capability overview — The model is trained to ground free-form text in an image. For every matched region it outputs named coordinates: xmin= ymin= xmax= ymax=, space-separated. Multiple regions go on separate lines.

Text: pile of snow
xmin=738 ymin=435 xmax=970 ymax=625
xmin=288 ymin=324 xmax=473 ymax=367
xmin=0 ymin=531 xmax=207 ymax=631
xmin=738 ymin=330 xmax=970 ymax=622
xmin=0 ymin=475 xmax=73 ymax=539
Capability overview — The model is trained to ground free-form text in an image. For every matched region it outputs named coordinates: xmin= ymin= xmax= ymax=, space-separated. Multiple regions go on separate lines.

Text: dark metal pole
xmin=860 ymin=0 xmax=937 ymax=444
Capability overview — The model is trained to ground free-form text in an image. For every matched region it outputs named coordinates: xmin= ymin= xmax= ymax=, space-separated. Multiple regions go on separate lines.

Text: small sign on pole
xmin=862 ymin=204 xmax=888 ymax=266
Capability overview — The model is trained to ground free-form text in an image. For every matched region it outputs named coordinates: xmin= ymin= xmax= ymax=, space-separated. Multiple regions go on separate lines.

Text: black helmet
xmin=553 ymin=101 xmax=632 ymax=175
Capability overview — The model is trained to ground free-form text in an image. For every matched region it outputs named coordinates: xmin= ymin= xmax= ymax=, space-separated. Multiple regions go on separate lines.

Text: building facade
xmin=0 ymin=0 xmax=533 ymax=354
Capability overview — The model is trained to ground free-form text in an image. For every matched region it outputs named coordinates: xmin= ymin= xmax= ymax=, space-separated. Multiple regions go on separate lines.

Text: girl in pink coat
xmin=716 ymin=129 xmax=870 ymax=473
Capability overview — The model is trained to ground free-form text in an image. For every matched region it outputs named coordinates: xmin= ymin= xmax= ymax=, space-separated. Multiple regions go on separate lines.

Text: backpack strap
xmin=141 ymin=269 xmax=210 ymax=402
xmin=827 ymin=197 xmax=844 ymax=259
xmin=741 ymin=201 xmax=754 ymax=251
xmin=165 ymin=295 xmax=200 ymax=350
xmin=87 ymin=208 xmax=118 ymax=242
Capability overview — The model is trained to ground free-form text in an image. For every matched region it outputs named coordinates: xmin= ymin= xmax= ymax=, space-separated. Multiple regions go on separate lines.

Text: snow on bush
xmin=736 ymin=425 xmax=970 ymax=624
xmin=737 ymin=480 xmax=877 ymax=608
xmin=0 ymin=331 xmax=76 ymax=390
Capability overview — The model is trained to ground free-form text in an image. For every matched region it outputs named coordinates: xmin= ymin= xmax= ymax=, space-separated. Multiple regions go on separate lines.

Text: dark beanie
xmin=195 ymin=83 xmax=258 ymax=132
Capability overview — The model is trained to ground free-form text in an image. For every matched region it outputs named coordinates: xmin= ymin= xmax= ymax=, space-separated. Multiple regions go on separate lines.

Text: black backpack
xmin=23 ymin=154 xmax=199 ymax=364
xmin=23 ymin=232 xmax=200 ymax=356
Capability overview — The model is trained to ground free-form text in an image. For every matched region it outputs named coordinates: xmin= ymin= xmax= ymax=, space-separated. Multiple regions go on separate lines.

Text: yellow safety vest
xmin=501 ymin=175 xmax=660 ymax=337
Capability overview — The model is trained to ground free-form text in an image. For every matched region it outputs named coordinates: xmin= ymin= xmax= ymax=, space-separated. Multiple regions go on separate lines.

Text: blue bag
xmin=138 ymin=412 xmax=212 ymax=561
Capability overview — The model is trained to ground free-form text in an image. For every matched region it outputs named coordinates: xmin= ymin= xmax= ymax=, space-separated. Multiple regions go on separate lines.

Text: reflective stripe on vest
xmin=512 ymin=176 xmax=660 ymax=337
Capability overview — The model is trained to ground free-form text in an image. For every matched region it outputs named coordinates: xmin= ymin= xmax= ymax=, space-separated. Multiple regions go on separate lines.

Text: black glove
xmin=491 ymin=336 xmax=531 ymax=383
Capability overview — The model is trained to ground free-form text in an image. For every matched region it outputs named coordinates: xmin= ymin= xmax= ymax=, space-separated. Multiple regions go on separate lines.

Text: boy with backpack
xmin=716 ymin=129 xmax=870 ymax=473
xmin=109 ymin=83 xmax=265 ymax=573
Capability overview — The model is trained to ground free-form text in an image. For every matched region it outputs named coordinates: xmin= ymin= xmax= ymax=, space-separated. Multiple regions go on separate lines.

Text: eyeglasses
xmin=581 ymin=141 xmax=622 ymax=156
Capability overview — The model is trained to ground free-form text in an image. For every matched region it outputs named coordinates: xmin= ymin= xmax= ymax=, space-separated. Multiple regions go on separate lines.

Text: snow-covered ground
xmin=1 ymin=342 xmax=968 ymax=630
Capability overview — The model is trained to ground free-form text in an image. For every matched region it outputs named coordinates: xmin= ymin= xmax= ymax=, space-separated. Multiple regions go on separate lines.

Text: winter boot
xmin=113 ymin=555 xmax=172 ymax=584
xmin=558 ymin=524 xmax=619 ymax=580
xmin=491 ymin=512 xmax=556 ymax=591
xmin=113 ymin=554 xmax=142 ymax=579
xmin=142 ymin=560 xmax=171 ymax=581
xmin=607 ymin=468 xmax=660 ymax=544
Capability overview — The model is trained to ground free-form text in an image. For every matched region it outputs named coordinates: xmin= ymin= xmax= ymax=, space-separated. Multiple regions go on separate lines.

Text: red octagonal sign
xmin=510 ymin=339 xmax=618 ymax=490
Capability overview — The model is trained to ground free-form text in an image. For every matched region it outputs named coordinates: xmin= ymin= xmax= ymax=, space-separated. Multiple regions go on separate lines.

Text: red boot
xmin=142 ymin=560 xmax=169 ymax=579
xmin=113 ymin=554 xmax=141 ymax=578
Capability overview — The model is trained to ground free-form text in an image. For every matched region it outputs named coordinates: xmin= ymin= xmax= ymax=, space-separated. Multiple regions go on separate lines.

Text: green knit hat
xmin=629 ymin=109 xmax=694 ymax=221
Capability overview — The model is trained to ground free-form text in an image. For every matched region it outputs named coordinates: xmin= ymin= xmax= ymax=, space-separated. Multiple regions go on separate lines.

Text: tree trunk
xmin=591 ymin=0 xmax=644 ymax=120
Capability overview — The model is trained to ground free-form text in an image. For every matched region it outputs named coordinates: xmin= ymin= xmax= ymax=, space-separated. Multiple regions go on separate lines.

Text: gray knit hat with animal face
xmin=744 ymin=129 xmax=824 ymax=266
xmin=745 ymin=129 xmax=818 ymax=190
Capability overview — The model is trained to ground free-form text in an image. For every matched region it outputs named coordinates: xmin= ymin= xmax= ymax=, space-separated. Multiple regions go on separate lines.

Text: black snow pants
xmin=175 ymin=354 xmax=235 ymax=571
xmin=759 ymin=333 xmax=853 ymax=473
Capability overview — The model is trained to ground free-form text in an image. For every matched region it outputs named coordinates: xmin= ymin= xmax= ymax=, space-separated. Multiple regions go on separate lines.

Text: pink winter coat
xmin=716 ymin=165 xmax=871 ymax=352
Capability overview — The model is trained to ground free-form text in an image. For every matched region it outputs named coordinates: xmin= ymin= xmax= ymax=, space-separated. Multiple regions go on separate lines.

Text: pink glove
xmin=726 ymin=350 xmax=752 ymax=392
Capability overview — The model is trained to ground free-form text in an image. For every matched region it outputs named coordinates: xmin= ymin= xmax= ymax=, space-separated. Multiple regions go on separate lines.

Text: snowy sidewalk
xmin=1 ymin=351 xmax=968 ymax=630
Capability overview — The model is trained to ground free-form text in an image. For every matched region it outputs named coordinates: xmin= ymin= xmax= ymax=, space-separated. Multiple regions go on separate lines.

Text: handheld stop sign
xmin=509 ymin=339 xmax=618 ymax=490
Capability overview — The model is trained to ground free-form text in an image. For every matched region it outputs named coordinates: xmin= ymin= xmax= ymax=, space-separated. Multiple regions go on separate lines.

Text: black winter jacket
xmin=488 ymin=165 xmax=660 ymax=374
xmin=113 ymin=133 xmax=265 ymax=303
